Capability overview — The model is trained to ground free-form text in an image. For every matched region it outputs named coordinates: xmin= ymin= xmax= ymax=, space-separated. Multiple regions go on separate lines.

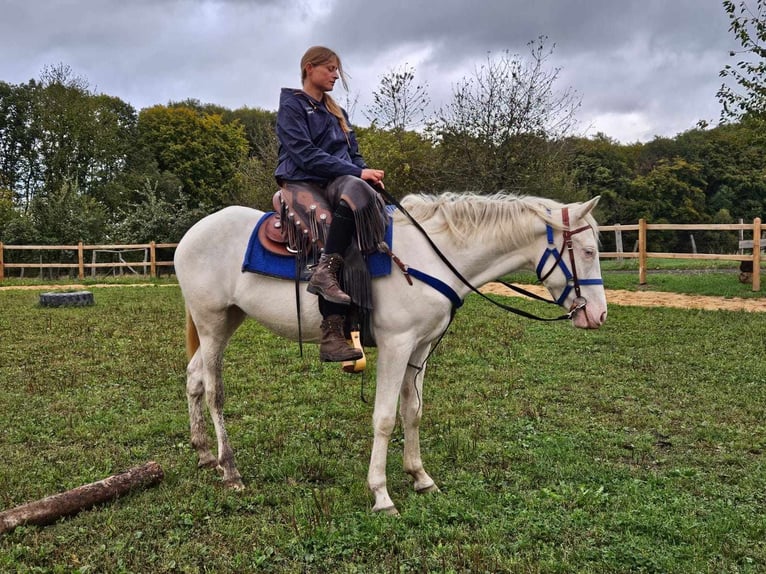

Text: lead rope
xmin=362 ymin=189 xmax=586 ymax=402
xmin=376 ymin=187 xmax=576 ymax=322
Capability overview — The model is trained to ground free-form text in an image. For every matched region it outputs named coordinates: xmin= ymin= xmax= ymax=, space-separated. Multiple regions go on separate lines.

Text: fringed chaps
xmin=276 ymin=175 xmax=387 ymax=313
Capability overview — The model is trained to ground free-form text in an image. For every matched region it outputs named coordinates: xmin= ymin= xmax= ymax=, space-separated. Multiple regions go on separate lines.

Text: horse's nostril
xmin=600 ymin=312 xmax=607 ymax=324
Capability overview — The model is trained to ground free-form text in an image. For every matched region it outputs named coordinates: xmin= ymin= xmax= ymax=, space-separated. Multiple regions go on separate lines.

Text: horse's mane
xmin=394 ymin=192 xmax=591 ymax=249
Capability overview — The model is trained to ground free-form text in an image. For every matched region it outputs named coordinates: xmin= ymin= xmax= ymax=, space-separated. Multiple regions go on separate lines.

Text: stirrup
xmin=342 ymin=331 xmax=366 ymax=373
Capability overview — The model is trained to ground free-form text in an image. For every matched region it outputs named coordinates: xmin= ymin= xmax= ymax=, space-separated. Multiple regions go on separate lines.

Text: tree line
xmin=1 ymin=6 xmax=764 ymax=256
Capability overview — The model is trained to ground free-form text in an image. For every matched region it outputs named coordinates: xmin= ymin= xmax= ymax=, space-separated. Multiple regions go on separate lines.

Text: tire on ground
xmin=39 ymin=291 xmax=95 ymax=307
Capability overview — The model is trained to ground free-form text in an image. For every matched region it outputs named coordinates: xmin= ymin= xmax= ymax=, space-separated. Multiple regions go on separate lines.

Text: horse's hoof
xmin=197 ymin=458 xmax=218 ymax=470
xmin=373 ymin=505 xmax=400 ymax=516
xmin=416 ymin=483 xmax=440 ymax=495
xmin=223 ymin=478 xmax=246 ymax=490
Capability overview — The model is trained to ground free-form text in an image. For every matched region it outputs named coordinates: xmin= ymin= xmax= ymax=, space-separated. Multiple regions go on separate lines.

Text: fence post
xmin=739 ymin=218 xmax=744 ymax=247
xmin=753 ymin=217 xmax=762 ymax=292
xmin=78 ymin=242 xmax=85 ymax=280
xmin=150 ymin=241 xmax=157 ymax=278
xmin=614 ymin=224 xmax=623 ymax=262
xmin=0 ymin=242 xmax=4 ymax=281
xmin=638 ymin=218 xmax=647 ymax=285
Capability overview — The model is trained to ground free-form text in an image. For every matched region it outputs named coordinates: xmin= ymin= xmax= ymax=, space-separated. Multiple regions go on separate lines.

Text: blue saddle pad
xmin=242 ymin=208 xmax=394 ymax=280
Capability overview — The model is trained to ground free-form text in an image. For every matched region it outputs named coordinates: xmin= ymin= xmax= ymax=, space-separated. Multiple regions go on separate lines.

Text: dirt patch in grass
xmin=481 ymin=283 xmax=766 ymax=313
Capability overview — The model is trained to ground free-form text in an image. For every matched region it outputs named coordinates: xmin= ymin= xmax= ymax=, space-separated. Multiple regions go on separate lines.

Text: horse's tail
xmin=185 ymin=307 xmax=201 ymax=360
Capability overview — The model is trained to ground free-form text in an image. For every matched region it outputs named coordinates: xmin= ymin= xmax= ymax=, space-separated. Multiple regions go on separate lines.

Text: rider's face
xmin=305 ymin=59 xmax=339 ymax=94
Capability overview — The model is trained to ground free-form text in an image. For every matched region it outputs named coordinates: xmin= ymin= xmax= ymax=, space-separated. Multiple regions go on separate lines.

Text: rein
xmin=378 ymin=188 xmax=594 ymax=322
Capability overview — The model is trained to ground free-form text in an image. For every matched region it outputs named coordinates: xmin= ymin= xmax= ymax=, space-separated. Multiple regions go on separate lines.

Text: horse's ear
xmin=570 ymin=196 xmax=600 ymax=221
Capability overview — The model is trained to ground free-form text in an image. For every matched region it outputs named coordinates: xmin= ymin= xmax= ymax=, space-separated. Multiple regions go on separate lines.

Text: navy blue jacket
xmin=274 ymin=88 xmax=367 ymax=184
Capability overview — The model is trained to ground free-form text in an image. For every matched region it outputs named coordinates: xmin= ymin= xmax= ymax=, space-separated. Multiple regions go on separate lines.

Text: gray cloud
xmin=0 ymin=0 xmax=742 ymax=142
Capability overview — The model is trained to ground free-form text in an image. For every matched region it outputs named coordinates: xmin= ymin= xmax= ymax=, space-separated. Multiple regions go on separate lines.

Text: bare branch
xmin=363 ymin=64 xmax=430 ymax=130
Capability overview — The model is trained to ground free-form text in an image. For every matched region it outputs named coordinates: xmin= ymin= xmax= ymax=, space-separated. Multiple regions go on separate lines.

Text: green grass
xmin=1 ymin=286 xmax=765 ymax=573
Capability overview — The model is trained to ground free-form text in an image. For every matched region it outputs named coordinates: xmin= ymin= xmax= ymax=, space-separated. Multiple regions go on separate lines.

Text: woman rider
xmin=274 ymin=46 xmax=388 ymax=363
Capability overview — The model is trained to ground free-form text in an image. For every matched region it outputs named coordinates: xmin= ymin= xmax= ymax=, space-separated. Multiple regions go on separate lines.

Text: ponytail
xmin=323 ymin=94 xmax=350 ymax=134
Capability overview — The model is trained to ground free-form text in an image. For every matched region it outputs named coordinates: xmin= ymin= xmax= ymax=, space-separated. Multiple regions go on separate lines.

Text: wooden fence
xmin=0 ymin=242 xmax=177 ymax=281
xmin=0 ymin=217 xmax=762 ymax=291
xmin=599 ymin=217 xmax=762 ymax=291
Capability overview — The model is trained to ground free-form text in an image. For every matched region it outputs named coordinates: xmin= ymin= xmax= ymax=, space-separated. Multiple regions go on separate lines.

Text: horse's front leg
xmin=368 ymin=346 xmax=410 ymax=514
xmin=400 ymin=347 xmax=439 ymax=494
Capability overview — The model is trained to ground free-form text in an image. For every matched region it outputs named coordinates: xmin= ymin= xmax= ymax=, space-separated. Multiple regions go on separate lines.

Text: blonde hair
xmin=300 ymin=46 xmax=350 ymax=133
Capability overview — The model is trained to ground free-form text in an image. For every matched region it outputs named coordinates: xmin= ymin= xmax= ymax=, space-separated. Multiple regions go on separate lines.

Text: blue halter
xmin=535 ymin=209 xmax=604 ymax=306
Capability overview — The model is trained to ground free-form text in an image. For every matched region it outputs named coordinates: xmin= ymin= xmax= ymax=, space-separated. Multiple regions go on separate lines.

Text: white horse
xmin=174 ymin=192 xmax=607 ymax=514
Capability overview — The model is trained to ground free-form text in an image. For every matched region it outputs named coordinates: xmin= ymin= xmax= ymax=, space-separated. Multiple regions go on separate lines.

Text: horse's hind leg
xmin=190 ymin=306 xmax=247 ymax=488
xmin=400 ymin=345 xmax=439 ymax=494
xmin=186 ymin=349 xmax=217 ymax=469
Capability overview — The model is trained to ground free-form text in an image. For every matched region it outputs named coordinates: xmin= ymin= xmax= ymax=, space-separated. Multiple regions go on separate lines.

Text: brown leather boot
xmin=319 ymin=315 xmax=363 ymax=362
xmin=307 ymin=253 xmax=351 ymax=304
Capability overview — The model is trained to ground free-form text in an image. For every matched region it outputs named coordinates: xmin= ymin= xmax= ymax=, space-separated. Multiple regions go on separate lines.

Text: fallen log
xmin=0 ymin=461 xmax=164 ymax=535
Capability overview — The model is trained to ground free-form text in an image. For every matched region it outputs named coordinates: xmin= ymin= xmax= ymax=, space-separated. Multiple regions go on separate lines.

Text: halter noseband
xmin=535 ymin=208 xmax=603 ymax=311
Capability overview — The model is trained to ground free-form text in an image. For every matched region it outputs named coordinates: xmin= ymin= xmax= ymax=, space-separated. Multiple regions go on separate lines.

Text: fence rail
xmin=0 ymin=242 xmax=177 ymax=281
xmin=0 ymin=217 xmax=762 ymax=291
xmin=598 ymin=218 xmax=762 ymax=291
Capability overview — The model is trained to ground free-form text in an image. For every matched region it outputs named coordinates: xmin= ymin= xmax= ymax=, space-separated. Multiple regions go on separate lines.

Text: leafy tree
xmin=29 ymin=181 xmax=108 ymax=244
xmin=168 ymin=98 xmax=227 ymax=116
xmin=364 ymin=64 xmax=430 ymax=131
xmin=0 ymin=187 xmax=36 ymax=261
xmin=0 ymin=81 xmax=38 ymax=211
xmin=224 ymin=106 xmax=278 ymax=160
xmin=565 ymin=133 xmax=639 ymax=224
xmin=112 ymin=178 xmax=209 ymax=243
xmin=356 ymin=125 xmax=437 ymax=198
xmin=718 ymin=0 xmax=766 ymax=121
xmin=225 ymin=106 xmax=280 ymax=210
xmin=0 ymin=188 xmax=24 ymax=242
xmin=0 ymin=66 xmax=139 ymax=218
xmin=645 ymin=158 xmax=708 ymax=222
xmin=635 ymin=136 xmax=682 ymax=175
xmin=236 ymin=154 xmax=279 ymax=211
xmin=137 ymin=105 xmax=249 ymax=208
xmin=35 ymin=65 xmax=99 ymax=197
xmin=664 ymin=120 xmax=766 ymax=219
xmin=81 ymin=94 xmax=139 ymax=210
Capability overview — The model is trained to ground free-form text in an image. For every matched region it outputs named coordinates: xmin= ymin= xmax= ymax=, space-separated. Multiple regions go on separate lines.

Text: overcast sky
xmin=0 ymin=0 xmax=742 ymax=143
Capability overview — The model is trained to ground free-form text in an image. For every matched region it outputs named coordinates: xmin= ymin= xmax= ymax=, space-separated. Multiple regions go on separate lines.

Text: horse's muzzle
xmin=569 ymin=297 xmax=607 ymax=329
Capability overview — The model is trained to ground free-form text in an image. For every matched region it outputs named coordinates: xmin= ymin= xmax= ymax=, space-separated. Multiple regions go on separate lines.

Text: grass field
xmin=0 ymin=282 xmax=764 ymax=573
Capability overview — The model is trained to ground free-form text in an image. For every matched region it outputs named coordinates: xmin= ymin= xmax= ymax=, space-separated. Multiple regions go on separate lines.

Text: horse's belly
xmin=234 ymin=275 xmax=323 ymax=342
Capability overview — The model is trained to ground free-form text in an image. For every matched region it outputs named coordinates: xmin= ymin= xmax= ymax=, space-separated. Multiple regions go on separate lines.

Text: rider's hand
xmin=361 ymin=168 xmax=385 ymax=187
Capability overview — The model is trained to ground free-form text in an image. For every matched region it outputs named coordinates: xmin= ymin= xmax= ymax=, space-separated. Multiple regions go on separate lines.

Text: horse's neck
xmin=396 ymin=217 xmax=539 ymax=290
xmin=456 ymin=238 xmax=536 ymax=288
